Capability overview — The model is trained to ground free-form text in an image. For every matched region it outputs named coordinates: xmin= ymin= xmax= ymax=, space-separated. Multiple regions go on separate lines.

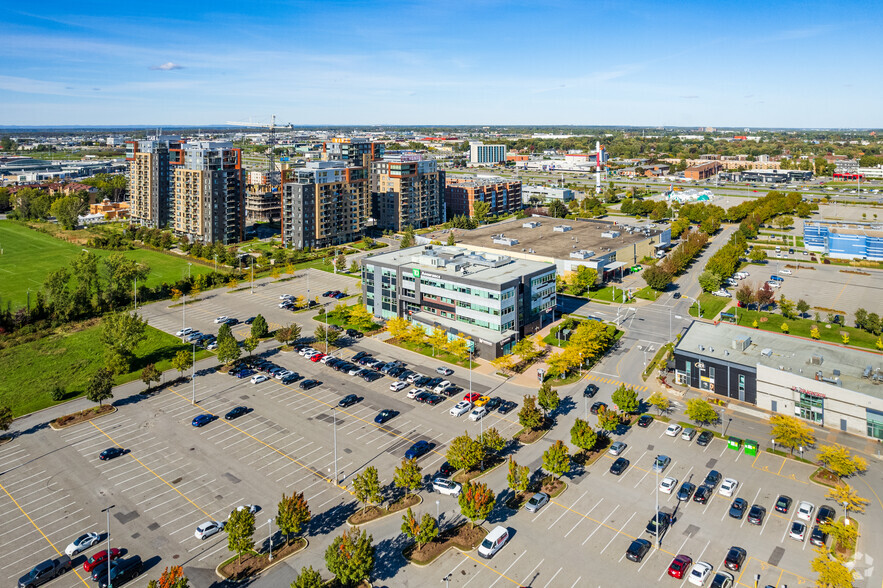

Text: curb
xmin=402 ymin=524 xmax=488 ymax=567
xmin=49 ymin=406 xmax=118 ymax=430
xmin=214 ymin=537 xmax=308 ymax=581
xmin=346 ymin=494 xmax=423 ymax=527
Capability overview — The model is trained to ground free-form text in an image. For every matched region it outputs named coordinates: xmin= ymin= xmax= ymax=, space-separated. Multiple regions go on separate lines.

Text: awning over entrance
xmin=603 ymin=261 xmax=626 ymax=272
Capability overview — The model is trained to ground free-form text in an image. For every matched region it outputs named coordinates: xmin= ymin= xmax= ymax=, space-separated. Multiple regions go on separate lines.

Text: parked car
xmin=703 ymin=470 xmax=722 ymax=489
xmin=709 ymin=571 xmax=734 ymax=588
xmin=99 ymin=447 xmax=125 ymax=461
xmin=19 ymin=556 xmax=72 ymax=588
xmin=431 ymin=478 xmax=462 ymax=497
xmin=747 ymin=504 xmax=766 ymax=525
xmin=729 ymin=497 xmax=748 ymax=519
xmin=625 ymin=538 xmax=652 ymax=562
xmin=83 ymin=549 xmax=120 ymax=573
xmin=485 ymin=397 xmax=502 ymax=411
xmin=816 ymin=505 xmax=836 ymax=524
xmin=797 ymin=501 xmax=815 ymax=521
xmin=194 ymin=520 xmax=225 ymax=540
xmin=645 ymin=511 xmax=670 ymax=537
xmin=681 ymin=427 xmax=696 ymax=441
xmin=677 ymin=482 xmax=696 ymax=502
xmin=437 ymin=462 xmax=456 ymax=477
xmin=525 ymin=492 xmax=549 ymax=513
xmin=609 ymin=457 xmax=629 ymax=475
xmin=497 ymin=400 xmax=517 ymax=414
xmin=659 ymin=476 xmax=678 ymax=494
xmin=719 ymin=478 xmax=739 ymax=497
xmin=224 ymin=406 xmax=249 ymax=420
xmin=810 ymin=525 xmax=828 ymax=546
xmin=477 ymin=526 xmax=509 ymax=559
xmin=389 ymin=381 xmax=409 ymax=392
xmin=436 ymin=366 xmax=454 ymax=376
xmin=608 ymin=441 xmax=627 ymax=456
xmin=637 ymin=414 xmax=653 ymax=427
xmin=665 ymin=423 xmax=682 ymax=437
xmin=651 ymin=455 xmax=671 ymax=473
xmin=251 ymin=374 xmax=269 ymax=384
xmin=696 ymin=430 xmax=713 ymax=446
xmin=463 ymin=392 xmax=480 ymax=403
xmin=96 ymin=556 xmax=142 ymax=588
xmin=338 ymin=394 xmax=361 ymax=408
xmin=405 ymin=440 xmax=431 ymax=460
xmin=64 ymin=532 xmax=100 ymax=556
xmin=723 ymin=546 xmax=746 ymax=571
xmin=214 ymin=316 xmax=229 ymax=324
xmin=374 ymin=409 xmax=398 ymax=424
xmin=299 ymin=379 xmax=320 ymax=390
xmin=191 ymin=414 xmax=214 ymax=427
xmin=688 ymin=561 xmax=713 ymax=586
xmin=281 ymin=372 xmax=301 ymax=384
xmin=667 ymin=554 xmax=693 ymax=579
xmin=473 ymin=395 xmax=490 ymax=407
xmin=175 ymin=327 xmax=193 ymax=337
xmin=692 ymin=485 xmax=712 ymax=504
xmin=469 ymin=407 xmax=488 ymax=421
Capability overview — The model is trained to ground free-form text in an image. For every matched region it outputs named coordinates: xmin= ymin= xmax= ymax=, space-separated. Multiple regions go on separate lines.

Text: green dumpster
xmin=727 ymin=436 xmax=742 ymax=451
xmin=743 ymin=439 xmax=758 ymax=456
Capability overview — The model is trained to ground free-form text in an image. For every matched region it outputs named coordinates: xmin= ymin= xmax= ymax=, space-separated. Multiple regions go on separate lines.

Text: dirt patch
xmin=347 ymin=494 xmax=421 ymax=526
xmin=218 ymin=538 xmax=306 ymax=580
xmin=514 ymin=419 xmax=551 ymax=444
xmin=50 ymin=405 xmax=116 ymax=429
xmin=540 ymin=477 xmax=567 ymax=498
xmin=505 ymin=492 xmax=529 ymax=510
xmin=404 ymin=523 xmax=487 ymax=566
xmin=810 ymin=467 xmax=843 ymax=488
xmin=453 ymin=455 xmax=505 ymax=485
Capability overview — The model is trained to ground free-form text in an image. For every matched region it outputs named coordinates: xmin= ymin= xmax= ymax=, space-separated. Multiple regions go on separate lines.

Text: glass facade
xmin=796 ymin=392 xmax=824 ymax=424
xmin=867 ymin=408 xmax=883 ymax=440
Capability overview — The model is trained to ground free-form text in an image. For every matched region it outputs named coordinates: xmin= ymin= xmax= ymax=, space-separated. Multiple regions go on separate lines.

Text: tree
xmin=543 ymin=440 xmax=570 ymax=478
xmin=400 ymin=225 xmax=415 ymax=248
xmin=811 ymin=546 xmax=854 ymax=587
xmin=217 ymin=334 xmax=241 ymax=365
xmin=775 ymin=215 xmax=794 ymax=230
xmin=394 ymin=458 xmax=422 ymax=496
xmin=458 ymin=481 xmax=495 ymax=528
xmin=778 ymin=295 xmax=795 ymax=319
xmin=647 ymin=391 xmax=670 ymax=415
xmin=217 ymin=322 xmax=233 ymax=342
xmin=820 ymin=519 xmax=859 ymax=554
xmin=427 ymin=327 xmax=449 ymax=356
xmin=276 ymin=491 xmax=311 ymax=543
xmin=546 ymin=348 xmax=578 ymax=377
xmin=507 ymin=457 xmax=530 ymax=494
xmin=386 ymin=316 xmax=411 ymax=340
xmin=478 ymin=427 xmax=506 ymax=453
xmin=570 ymin=418 xmax=598 ymax=453
xmin=770 ymin=414 xmax=815 ymax=455
xmin=512 ymin=336 xmax=541 ymax=362
xmin=141 ymin=363 xmax=161 ymax=391
xmin=347 ymin=305 xmax=374 ymax=330
xmin=749 ymin=248 xmax=767 ymax=263
xmin=537 ymin=382 xmax=560 ymax=415
xmin=697 ymin=270 xmax=722 ymax=293
xmin=735 ymin=283 xmax=754 ymax=307
xmin=444 ymin=335 xmax=470 ymax=362
xmin=491 ymin=354 xmax=516 ymax=372
xmin=547 ymin=199 xmax=568 ymax=218
xmin=446 ymin=231 xmax=456 ymax=246
xmin=780 ymin=322 xmax=789 ymax=334
xmin=226 ymin=507 xmax=256 ymax=565
xmin=86 ymin=368 xmax=115 ymax=406
xmin=755 ymin=282 xmax=775 ymax=309
xmin=251 ymin=314 xmax=269 ymax=338
xmin=149 ymin=566 xmax=189 ymax=588
xmin=611 ymin=384 xmax=640 ymax=414
xmin=0 ymin=405 xmax=13 ymax=431
xmin=518 ymin=395 xmax=544 ymax=431
xmin=817 ymin=444 xmax=868 ymax=478
xmin=401 ymin=508 xmax=439 ymax=548
xmin=352 ymin=466 xmax=382 ymax=512
xmin=642 ymin=264 xmax=673 ymax=291
xmin=796 ymin=299 xmax=810 ymax=318
xmin=294 ymin=295 xmax=307 ymax=309
xmin=100 ymin=312 xmax=148 ymax=374
xmin=324 ymin=527 xmax=375 ymax=587
xmin=290 ymin=566 xmax=324 ymax=588
xmin=335 ymin=253 xmax=347 ymax=273
xmin=243 ymin=336 xmax=259 ymax=357
xmin=50 ymin=196 xmax=87 ymax=230
xmin=685 ymin=398 xmax=718 ymax=426
xmin=596 ymin=406 xmax=621 ymax=432
xmin=472 ymin=200 xmax=491 ymax=223
xmin=171 ymin=350 xmax=193 ymax=379
xmin=810 ymin=325 xmax=821 ymax=339
xmin=566 ymin=266 xmax=598 ymax=296
xmin=446 ymin=432 xmax=484 ymax=472
xmin=826 ymin=484 xmax=869 ymax=516
xmin=275 ymin=326 xmax=292 ymax=346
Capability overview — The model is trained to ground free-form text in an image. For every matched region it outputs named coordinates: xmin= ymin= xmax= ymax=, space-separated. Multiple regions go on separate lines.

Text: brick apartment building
xmin=684 ymin=161 xmax=723 ymax=180
xmin=444 ymin=175 xmax=523 ymax=217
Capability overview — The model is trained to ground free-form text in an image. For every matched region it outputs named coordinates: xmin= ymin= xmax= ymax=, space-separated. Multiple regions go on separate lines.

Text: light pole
xmin=442 ymin=574 xmax=451 ymax=588
xmin=754 ymin=573 xmax=760 ymax=588
xmin=101 ymin=505 xmax=115 ymax=588
xmin=191 ymin=341 xmax=197 ymax=404
xmin=332 ymin=408 xmax=338 ymax=485
xmin=436 ymin=500 xmax=440 ymax=525
xmin=182 ymin=292 xmax=186 ymax=339
xmin=133 ymin=277 xmax=137 ymax=311
xmin=654 ymin=460 xmax=660 ymax=550
xmin=251 ymin=258 xmax=254 ymax=294
xmin=843 ymin=500 xmax=850 ymax=525
xmin=268 ymin=519 xmax=274 ymax=560
xmin=684 ymin=295 xmax=702 ymax=320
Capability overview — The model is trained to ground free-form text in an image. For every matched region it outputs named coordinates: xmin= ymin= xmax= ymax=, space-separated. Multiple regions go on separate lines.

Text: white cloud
xmin=149 ymin=62 xmax=184 ymax=71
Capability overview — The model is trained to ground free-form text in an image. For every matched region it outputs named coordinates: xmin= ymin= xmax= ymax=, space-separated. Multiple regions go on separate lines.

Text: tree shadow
xmin=555 ymin=395 xmax=577 ymax=416
xmin=371 ymin=533 xmax=410 ymax=582
xmin=308 ymin=500 xmax=357 ymax=537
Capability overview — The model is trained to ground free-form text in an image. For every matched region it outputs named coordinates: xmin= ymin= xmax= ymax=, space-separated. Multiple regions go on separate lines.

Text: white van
xmin=478 ymin=526 xmax=510 ymax=558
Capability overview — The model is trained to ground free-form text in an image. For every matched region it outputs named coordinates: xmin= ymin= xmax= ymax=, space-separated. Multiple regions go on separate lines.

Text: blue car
xmin=192 ymin=414 xmax=214 ymax=427
xmin=236 ymin=369 xmax=254 ymax=379
xmin=374 ymin=409 xmax=398 ymax=424
xmin=405 ymin=440 xmax=431 ymax=460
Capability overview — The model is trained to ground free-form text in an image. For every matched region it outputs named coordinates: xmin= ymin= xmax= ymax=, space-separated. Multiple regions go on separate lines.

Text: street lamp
xmin=436 ymin=500 xmax=440 ymax=525
xmin=268 ymin=519 xmax=274 ymax=560
xmin=101 ymin=505 xmax=115 ymax=588
xmin=332 ymin=408 xmax=338 ymax=485
xmin=442 ymin=574 xmax=452 ymax=588
xmin=191 ymin=341 xmax=197 ymax=404
xmin=654 ymin=460 xmax=660 ymax=550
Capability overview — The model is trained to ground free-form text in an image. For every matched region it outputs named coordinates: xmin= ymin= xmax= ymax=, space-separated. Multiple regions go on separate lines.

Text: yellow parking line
xmin=89 ymin=422 xmax=214 ymax=518
xmin=549 ymin=499 xmax=650 ymax=548
xmin=459 ymin=552 xmax=522 ymax=585
xmin=0 ymin=481 xmax=91 ymax=586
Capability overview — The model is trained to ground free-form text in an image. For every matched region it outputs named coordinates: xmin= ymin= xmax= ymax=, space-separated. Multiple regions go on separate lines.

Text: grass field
xmin=0 ymin=221 xmax=214 ymax=309
xmin=734 ymin=309 xmax=882 ymax=351
xmin=688 ymin=293 xmax=730 ymax=319
xmin=0 ymin=321 xmax=212 ymax=416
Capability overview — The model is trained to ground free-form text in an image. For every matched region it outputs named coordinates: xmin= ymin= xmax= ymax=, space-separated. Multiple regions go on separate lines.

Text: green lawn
xmin=586 ymin=285 xmax=633 ymax=303
xmin=387 ymin=339 xmax=476 ymax=369
xmin=0 ymin=221 xmax=214 ymax=309
xmin=688 ymin=293 xmax=730 ymax=319
xmin=0 ymin=322 xmax=211 ymax=416
xmin=734 ymin=310 xmax=882 ymax=351
xmin=633 ymin=286 xmax=663 ymax=301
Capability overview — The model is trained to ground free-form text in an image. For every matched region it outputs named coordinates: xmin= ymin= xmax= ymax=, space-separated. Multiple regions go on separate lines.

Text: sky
xmin=1 ymin=0 xmax=881 ymax=128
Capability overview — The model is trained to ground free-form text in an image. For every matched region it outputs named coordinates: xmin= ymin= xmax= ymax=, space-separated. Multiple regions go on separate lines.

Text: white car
xmin=469 ymin=407 xmax=488 ymax=421
xmin=718 ymin=478 xmax=738 ymax=497
xmin=659 ymin=476 xmax=678 ymax=494
xmin=712 ymin=290 xmax=731 ymax=298
xmin=789 ymin=521 xmax=806 ymax=541
xmin=176 ymin=327 xmax=193 ymax=337
xmin=450 ymin=400 xmax=472 ymax=416
xmin=779 ymin=269 xmax=792 ymax=275
xmin=436 ymin=366 xmax=454 ymax=376
xmin=688 ymin=561 xmax=714 ymax=586
xmin=194 ymin=520 xmax=225 ymax=540
xmin=320 ymin=355 xmax=335 ymax=364
xmin=298 ymin=347 xmax=314 ymax=356
xmin=274 ymin=370 xmax=293 ymax=380
xmin=665 ymin=423 xmax=682 ymax=437
xmin=214 ymin=316 xmax=229 ymax=324
xmin=797 ymin=500 xmax=815 ymax=521
xmin=434 ymin=380 xmax=452 ymax=393
xmin=230 ymin=504 xmax=258 ymax=517
xmin=390 ymin=381 xmax=409 ymax=392
xmin=64 ymin=532 xmax=100 ymax=556
xmin=407 ymin=373 xmax=423 ymax=383
xmin=251 ymin=374 xmax=269 ymax=384
xmin=766 ymin=280 xmax=781 ymax=289
xmin=279 ymin=294 xmax=293 ymax=300
xmin=431 ymin=478 xmax=462 ymax=496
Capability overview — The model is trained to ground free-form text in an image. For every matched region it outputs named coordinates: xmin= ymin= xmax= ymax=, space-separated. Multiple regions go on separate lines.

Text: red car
xmin=83 ymin=548 xmax=121 ymax=572
xmin=310 ymin=353 xmax=326 ymax=362
xmin=667 ymin=554 xmax=692 ymax=579
xmin=463 ymin=392 xmax=480 ymax=403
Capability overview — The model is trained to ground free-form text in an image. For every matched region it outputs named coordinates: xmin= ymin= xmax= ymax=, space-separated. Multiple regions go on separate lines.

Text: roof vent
xmin=698 ymin=345 xmax=705 ymax=351
xmin=810 ymin=354 xmax=823 ymax=365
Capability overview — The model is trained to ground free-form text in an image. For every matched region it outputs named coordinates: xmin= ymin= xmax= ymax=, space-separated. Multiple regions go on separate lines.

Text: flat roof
xmin=675 ymin=321 xmax=883 ymax=398
xmin=363 ymin=244 xmax=553 ymax=286
xmin=424 ymin=216 xmax=665 ymax=262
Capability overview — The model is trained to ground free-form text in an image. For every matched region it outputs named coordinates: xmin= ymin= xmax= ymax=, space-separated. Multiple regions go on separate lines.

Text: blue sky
xmin=1 ymin=0 xmax=880 ymax=127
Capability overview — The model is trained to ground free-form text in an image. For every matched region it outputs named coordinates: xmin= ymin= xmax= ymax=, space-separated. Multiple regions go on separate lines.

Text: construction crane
xmin=225 ymin=114 xmax=293 ymax=173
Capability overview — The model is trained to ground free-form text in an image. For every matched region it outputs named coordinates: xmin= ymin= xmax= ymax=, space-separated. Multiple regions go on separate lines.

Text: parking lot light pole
xmin=101 ymin=504 xmax=115 ymax=588
xmin=192 ymin=341 xmax=197 ymax=404
xmin=436 ymin=500 xmax=440 ymax=525
xmin=442 ymin=574 xmax=451 ymax=588
xmin=655 ymin=463 xmax=659 ymax=550
xmin=333 ymin=408 xmax=338 ymax=485
xmin=268 ymin=519 xmax=273 ymax=560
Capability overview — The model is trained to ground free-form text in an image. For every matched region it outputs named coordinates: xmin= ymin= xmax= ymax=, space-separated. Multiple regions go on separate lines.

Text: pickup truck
xmin=18 ymin=555 xmax=71 ymax=588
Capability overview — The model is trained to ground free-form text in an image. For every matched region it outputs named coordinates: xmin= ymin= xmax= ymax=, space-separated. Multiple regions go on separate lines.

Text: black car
xmin=703 ymin=470 xmax=722 ymax=489
xmin=609 ymin=457 xmax=629 ymax=476
xmin=326 ymin=358 xmax=343 ymax=368
xmin=322 ymin=290 xmax=333 ymax=297
xmin=357 ymin=356 xmax=375 ymax=366
xmin=637 ymin=414 xmax=653 ymax=427
xmin=352 ymin=351 xmax=369 ymax=361
xmin=723 ymin=546 xmax=746 ymax=571
xmin=362 ymin=372 xmax=383 ymax=382
xmin=816 ymin=505 xmax=836 ymax=524
xmin=676 ymin=482 xmax=696 ymax=502
xmin=224 ymin=406 xmax=249 ymax=420
xmin=673 ymin=292 xmax=682 ymax=299
xmin=99 ymin=447 xmax=125 ymax=461
xmin=374 ymin=409 xmax=398 ymax=424
xmin=281 ymin=373 xmax=301 ymax=384
xmin=338 ymin=394 xmax=361 ymax=408
xmin=99 ymin=556 xmax=142 ymax=588
xmin=625 ymin=538 xmax=652 ymax=562
xmin=729 ymin=498 xmax=748 ymax=519
xmin=398 ymin=370 xmax=416 ymax=382
xmin=91 ymin=562 xmax=111 ymax=582
xmin=389 ymin=367 xmax=406 ymax=377
xmin=774 ymin=495 xmax=792 ymax=514
xmin=346 ymin=329 xmax=364 ymax=339
xmin=225 ymin=318 xmax=239 ymax=325
xmin=425 ymin=377 xmax=443 ymax=388
xmin=810 ymin=525 xmax=828 ymax=546
xmin=299 ymin=379 xmax=320 ymax=390
xmin=693 ymin=485 xmax=712 ymax=504
xmin=590 ymin=402 xmax=607 ymax=415
xmin=583 ymin=384 xmax=599 ymax=397
xmin=244 ymin=317 xmax=256 ymax=324
xmin=645 ymin=511 xmax=670 ymax=537
xmin=485 ymin=397 xmax=502 ymax=411
xmin=413 ymin=376 xmax=432 ymax=387
xmin=424 ymin=395 xmax=444 ymax=406
xmin=696 ymin=430 xmax=714 ymax=446
xmin=747 ymin=504 xmax=766 ymax=525
xmin=439 ymin=386 xmax=460 ymax=397
xmin=497 ymin=400 xmax=517 ymax=414
xmin=414 ymin=391 xmax=433 ymax=403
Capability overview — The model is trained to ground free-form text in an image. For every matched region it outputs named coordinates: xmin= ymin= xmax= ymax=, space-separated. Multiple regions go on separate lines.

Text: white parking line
xmin=600 ymin=512 xmax=634 ymax=554
xmin=542 ymin=567 xmax=562 ymax=588
xmin=583 ymin=505 xmax=618 ymax=545
xmin=549 ymin=491 xmax=587 ymax=530
xmin=515 ymin=558 xmax=544 ymax=587
xmin=486 ymin=550 xmax=526 ymax=588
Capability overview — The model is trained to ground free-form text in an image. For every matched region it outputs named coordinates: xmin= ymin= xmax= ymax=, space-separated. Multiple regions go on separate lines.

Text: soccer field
xmin=0 ymin=221 xmax=214 ymax=310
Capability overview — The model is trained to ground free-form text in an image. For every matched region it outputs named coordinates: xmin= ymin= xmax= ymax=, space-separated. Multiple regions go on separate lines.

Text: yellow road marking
xmin=0 ymin=480 xmax=91 ymax=586
xmin=459 ymin=552 xmax=522 ymax=585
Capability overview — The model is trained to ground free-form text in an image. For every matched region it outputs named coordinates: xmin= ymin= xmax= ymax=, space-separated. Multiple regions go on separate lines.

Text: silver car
xmin=525 ymin=492 xmax=549 ymax=513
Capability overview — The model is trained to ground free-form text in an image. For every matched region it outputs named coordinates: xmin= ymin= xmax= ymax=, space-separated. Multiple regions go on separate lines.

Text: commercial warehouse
xmin=804 ymin=220 xmax=883 ymax=261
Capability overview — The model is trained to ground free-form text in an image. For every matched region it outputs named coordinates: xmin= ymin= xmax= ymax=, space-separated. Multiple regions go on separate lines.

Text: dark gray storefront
xmin=673 ymin=350 xmax=758 ymax=405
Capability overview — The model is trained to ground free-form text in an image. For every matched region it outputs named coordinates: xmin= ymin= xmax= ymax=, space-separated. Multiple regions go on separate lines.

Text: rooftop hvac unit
xmin=601 ymin=231 xmax=620 ymax=238
xmin=761 ymin=348 xmax=773 ymax=357
xmin=862 ymin=365 xmax=872 ymax=378
xmin=732 ymin=335 xmax=751 ymax=351
xmin=810 ymin=355 xmax=824 ymax=365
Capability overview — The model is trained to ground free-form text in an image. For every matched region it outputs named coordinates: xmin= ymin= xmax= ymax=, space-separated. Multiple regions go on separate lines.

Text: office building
xmin=126 ymin=137 xmax=179 ymax=228
xmin=361 ymin=244 xmax=556 ymax=359
xmin=804 ymin=220 xmax=883 ymax=261
xmin=445 ymin=175 xmax=522 ymax=217
xmin=673 ymin=321 xmax=883 ymax=439
xmin=371 ymin=154 xmax=445 ymax=231
xmin=684 ymin=161 xmax=722 ymax=180
xmin=522 ymin=185 xmax=574 ymax=204
xmin=469 ymin=143 xmax=508 ymax=165
xmin=281 ymin=161 xmax=369 ymax=249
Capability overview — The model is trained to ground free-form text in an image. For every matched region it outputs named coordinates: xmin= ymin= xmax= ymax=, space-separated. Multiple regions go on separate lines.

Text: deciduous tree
xmin=171 ymin=350 xmax=193 ymax=379
xmin=276 ymin=491 xmax=311 ymax=543
xmin=698 ymin=270 xmax=722 ymax=293
xmin=149 ymin=565 xmax=189 ymax=588
xmin=611 ymin=384 xmax=640 ymax=414
xmin=226 ymin=507 xmax=256 ymax=565
xmin=394 ymin=459 xmax=422 ymax=496
xmin=243 ymin=336 xmax=259 ymax=357
xmin=543 ymin=440 xmax=570 ymax=478
xmin=86 ymin=368 xmax=114 ymax=406
xmin=642 ymin=264 xmax=673 ymax=291
xmin=400 ymin=225 xmax=415 ymax=248
xmin=251 ymin=314 xmax=269 ymax=338
xmin=324 ymin=527 xmax=375 ymax=587
xmin=353 ymin=466 xmax=382 ymax=512
xmin=596 ymin=406 xmax=621 ymax=432
xmin=478 ymin=427 xmax=506 ymax=453
xmin=400 ymin=508 xmax=439 ymax=548
xmin=570 ymin=418 xmax=598 ymax=453
xmin=141 ymin=363 xmax=161 ymax=391
xmin=826 ymin=484 xmax=869 ymax=516
xmin=100 ymin=312 xmax=148 ymax=373
xmin=685 ymin=398 xmax=718 ymax=426
xmin=347 ymin=305 xmax=374 ymax=330
xmin=507 ymin=457 xmax=530 ymax=494
xmin=386 ymin=316 xmax=411 ymax=340
xmin=290 ymin=566 xmax=323 ymax=588
xmin=647 ymin=392 xmax=670 ymax=415
xmin=446 ymin=432 xmax=485 ymax=472
xmin=537 ymin=382 xmax=560 ymax=415
xmin=428 ymin=327 xmax=449 ymax=356
xmin=50 ymin=195 xmax=87 ymax=230
xmin=458 ymin=481 xmax=495 ymax=528
xmin=770 ymin=414 xmax=815 ymax=455
xmin=0 ymin=405 xmax=13 ymax=431
xmin=518 ymin=395 xmax=544 ymax=431
xmin=818 ymin=444 xmax=868 ymax=478
xmin=216 ymin=335 xmax=241 ymax=365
